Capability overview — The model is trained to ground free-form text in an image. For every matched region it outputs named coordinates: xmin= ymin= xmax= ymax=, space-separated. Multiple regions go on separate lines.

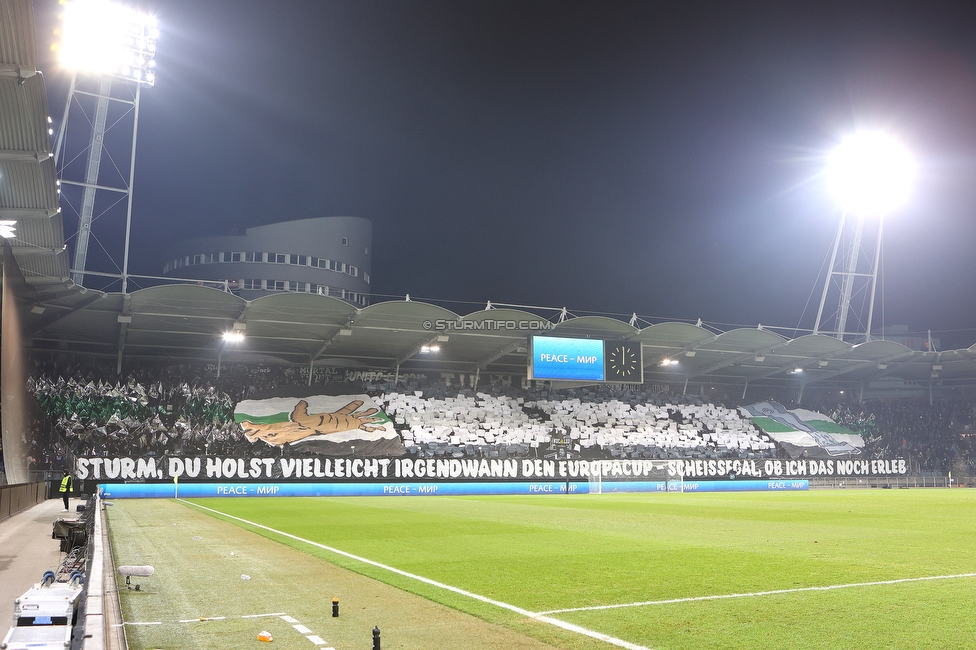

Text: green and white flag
xmin=742 ymin=401 xmax=863 ymax=458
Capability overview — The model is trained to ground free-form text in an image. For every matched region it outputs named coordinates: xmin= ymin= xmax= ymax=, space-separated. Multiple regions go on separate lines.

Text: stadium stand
xmin=30 ymin=366 xmax=778 ymax=465
xmin=29 ymin=372 xmax=242 ymax=468
xmin=18 ymin=356 xmax=976 ymax=478
xmin=816 ymin=398 xmax=976 ymax=473
xmin=29 ymin=361 xmax=976 ymax=475
xmin=383 ymin=388 xmax=775 ymax=461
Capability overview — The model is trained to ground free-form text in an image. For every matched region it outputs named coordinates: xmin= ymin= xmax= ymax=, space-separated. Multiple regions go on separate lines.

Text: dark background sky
xmin=34 ymin=1 xmax=976 ymax=347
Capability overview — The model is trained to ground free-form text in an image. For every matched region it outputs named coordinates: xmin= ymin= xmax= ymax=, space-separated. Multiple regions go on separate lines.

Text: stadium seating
xmin=23 ymin=362 xmax=976 ymax=473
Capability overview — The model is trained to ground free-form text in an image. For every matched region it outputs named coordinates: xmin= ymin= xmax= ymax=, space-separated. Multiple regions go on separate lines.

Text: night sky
xmin=33 ymin=1 xmax=976 ymax=347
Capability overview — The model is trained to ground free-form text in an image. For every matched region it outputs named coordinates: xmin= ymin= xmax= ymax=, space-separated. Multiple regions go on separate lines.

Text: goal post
xmin=588 ymin=471 xmax=602 ymax=494
xmin=584 ymin=459 xmax=678 ymax=494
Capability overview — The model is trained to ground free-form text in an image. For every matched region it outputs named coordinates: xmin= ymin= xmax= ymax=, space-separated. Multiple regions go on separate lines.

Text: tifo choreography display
xmin=237 ymin=395 xmax=404 ymax=455
xmin=24 ymin=359 xmax=971 ymax=493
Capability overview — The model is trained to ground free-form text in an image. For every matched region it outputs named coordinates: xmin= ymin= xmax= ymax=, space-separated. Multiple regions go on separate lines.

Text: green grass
xmin=182 ymin=489 xmax=976 ymax=649
xmin=108 ymin=499 xmax=570 ymax=650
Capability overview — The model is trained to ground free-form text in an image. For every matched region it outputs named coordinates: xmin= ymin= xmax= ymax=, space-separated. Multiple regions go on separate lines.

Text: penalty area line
xmin=177 ymin=498 xmax=651 ymax=650
xmin=538 ymin=572 xmax=976 ymax=615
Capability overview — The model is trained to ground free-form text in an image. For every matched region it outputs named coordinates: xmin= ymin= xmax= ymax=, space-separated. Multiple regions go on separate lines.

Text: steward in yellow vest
xmin=59 ymin=471 xmax=71 ymax=511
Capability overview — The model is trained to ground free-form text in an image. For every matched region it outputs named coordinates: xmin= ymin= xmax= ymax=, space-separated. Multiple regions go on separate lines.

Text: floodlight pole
xmin=53 ymin=74 xmax=77 ymax=165
xmin=71 ymin=76 xmax=114 ymax=287
xmin=60 ymin=74 xmax=145 ymax=292
xmin=121 ymin=83 xmax=142 ymax=295
xmin=57 ymin=2 xmax=157 ymax=293
xmin=834 ymin=215 xmax=865 ymax=341
xmin=813 ymin=211 xmax=846 ymax=336
xmin=813 ymin=211 xmax=884 ymax=343
xmin=864 ymin=217 xmax=884 ymax=342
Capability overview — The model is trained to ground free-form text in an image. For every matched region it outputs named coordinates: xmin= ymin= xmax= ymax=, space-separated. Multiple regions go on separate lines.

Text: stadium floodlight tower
xmin=53 ymin=0 xmax=157 ymax=293
xmin=813 ymin=131 xmax=915 ymax=343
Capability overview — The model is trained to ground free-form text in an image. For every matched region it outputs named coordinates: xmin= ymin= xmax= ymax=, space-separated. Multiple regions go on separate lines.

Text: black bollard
xmin=372 ymin=626 xmax=381 ymax=650
xmin=332 ymin=597 xmax=339 ymax=617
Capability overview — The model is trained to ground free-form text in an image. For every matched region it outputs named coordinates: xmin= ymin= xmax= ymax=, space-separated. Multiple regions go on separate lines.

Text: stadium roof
xmin=4 ymin=0 xmax=976 ymax=392
xmin=19 ymin=285 xmax=976 ymax=390
xmin=0 ymin=0 xmax=70 ymax=293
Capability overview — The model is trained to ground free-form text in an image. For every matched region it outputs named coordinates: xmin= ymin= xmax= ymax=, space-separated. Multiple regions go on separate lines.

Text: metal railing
xmin=0 ymin=481 xmax=49 ymax=521
xmin=808 ymin=475 xmax=957 ymax=489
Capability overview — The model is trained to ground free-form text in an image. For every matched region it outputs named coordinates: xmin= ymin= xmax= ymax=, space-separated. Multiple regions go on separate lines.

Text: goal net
xmin=585 ymin=459 xmax=677 ymax=494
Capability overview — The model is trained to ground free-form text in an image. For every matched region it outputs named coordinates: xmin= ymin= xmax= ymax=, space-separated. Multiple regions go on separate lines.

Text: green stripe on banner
xmin=234 ymin=412 xmax=290 ymax=425
xmin=805 ymin=419 xmax=857 ymax=435
xmin=750 ymin=416 xmax=799 ymax=433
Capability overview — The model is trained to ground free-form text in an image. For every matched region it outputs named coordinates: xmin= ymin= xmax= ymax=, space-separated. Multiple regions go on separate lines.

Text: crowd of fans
xmin=28 ymin=373 xmax=241 ymax=464
xmin=14 ymin=360 xmax=976 ymax=476
xmin=383 ymin=386 xmax=774 ymax=462
xmin=813 ymin=398 xmax=976 ymax=473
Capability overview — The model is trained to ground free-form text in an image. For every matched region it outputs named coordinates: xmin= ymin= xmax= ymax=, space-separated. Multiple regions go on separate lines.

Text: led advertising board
xmin=529 ymin=337 xmax=643 ymax=383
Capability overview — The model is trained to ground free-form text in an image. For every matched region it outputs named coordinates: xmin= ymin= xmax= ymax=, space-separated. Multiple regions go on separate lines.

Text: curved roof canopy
xmin=19 ymin=284 xmax=976 ymax=391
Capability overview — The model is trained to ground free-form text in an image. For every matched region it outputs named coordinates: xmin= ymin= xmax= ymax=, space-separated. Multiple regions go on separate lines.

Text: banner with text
xmin=74 ymin=455 xmax=907 ymax=483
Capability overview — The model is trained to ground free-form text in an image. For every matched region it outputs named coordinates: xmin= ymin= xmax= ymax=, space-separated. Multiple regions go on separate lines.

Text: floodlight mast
xmin=812 ymin=211 xmax=884 ymax=342
xmin=54 ymin=0 xmax=157 ymax=294
xmin=812 ymin=132 xmax=914 ymax=343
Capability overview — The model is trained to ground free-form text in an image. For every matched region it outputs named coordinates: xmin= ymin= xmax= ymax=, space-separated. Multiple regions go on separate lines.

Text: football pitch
xmin=107 ymin=489 xmax=976 ymax=649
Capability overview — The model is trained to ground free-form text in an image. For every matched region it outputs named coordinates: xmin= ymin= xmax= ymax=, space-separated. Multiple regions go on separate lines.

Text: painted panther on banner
xmin=235 ymin=395 xmax=405 ymax=457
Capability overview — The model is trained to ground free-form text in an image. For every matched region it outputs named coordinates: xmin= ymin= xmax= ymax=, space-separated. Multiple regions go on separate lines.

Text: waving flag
xmin=742 ymin=401 xmax=863 ymax=459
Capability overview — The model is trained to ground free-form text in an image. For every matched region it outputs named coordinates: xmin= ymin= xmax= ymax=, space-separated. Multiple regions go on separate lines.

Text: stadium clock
xmin=605 ymin=341 xmax=643 ymax=382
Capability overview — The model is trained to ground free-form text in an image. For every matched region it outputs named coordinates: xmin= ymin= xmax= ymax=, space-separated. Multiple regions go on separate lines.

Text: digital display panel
xmin=530 ymin=336 xmax=605 ymax=381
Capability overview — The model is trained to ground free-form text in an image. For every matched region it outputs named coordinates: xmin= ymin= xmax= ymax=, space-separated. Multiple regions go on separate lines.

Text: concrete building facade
xmin=162 ymin=216 xmax=372 ymax=305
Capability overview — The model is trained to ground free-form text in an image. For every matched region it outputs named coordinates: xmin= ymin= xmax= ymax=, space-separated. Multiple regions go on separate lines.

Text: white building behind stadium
xmin=161 ymin=216 xmax=372 ymax=306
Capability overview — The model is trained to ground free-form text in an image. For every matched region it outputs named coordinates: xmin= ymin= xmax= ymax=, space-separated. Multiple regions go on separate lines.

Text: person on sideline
xmin=59 ymin=470 xmax=71 ymax=512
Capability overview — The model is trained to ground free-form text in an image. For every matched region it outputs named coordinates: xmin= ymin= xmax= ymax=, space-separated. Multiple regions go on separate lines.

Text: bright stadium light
xmin=826 ymin=131 xmax=915 ymax=216
xmin=814 ymin=130 xmax=916 ymax=343
xmin=59 ymin=0 xmax=158 ymax=86
xmin=222 ymin=331 xmax=245 ymax=343
xmin=54 ymin=0 xmax=159 ymax=293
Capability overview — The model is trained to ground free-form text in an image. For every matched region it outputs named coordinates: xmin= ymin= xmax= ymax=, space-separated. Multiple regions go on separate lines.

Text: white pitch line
xmin=179 ymin=499 xmax=650 ymax=650
xmin=130 ymin=611 xmax=333 ymax=648
xmin=538 ymin=572 xmax=976 ymax=615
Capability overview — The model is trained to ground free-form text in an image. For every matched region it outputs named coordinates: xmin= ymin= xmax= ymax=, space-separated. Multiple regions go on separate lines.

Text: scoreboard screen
xmin=528 ymin=337 xmax=643 ymax=383
xmin=530 ymin=336 xmax=605 ymax=381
